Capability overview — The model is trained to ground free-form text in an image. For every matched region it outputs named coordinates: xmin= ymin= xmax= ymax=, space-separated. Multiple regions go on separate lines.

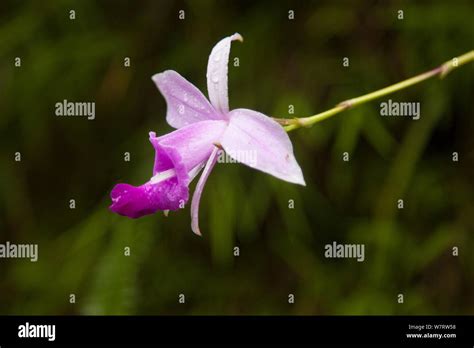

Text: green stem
xmin=275 ymin=50 xmax=474 ymax=132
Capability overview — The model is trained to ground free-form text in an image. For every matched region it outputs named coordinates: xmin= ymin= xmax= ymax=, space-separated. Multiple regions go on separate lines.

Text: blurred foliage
xmin=0 ymin=0 xmax=473 ymax=315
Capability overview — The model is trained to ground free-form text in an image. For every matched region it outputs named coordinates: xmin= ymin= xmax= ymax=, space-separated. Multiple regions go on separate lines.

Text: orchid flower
xmin=110 ymin=33 xmax=305 ymax=235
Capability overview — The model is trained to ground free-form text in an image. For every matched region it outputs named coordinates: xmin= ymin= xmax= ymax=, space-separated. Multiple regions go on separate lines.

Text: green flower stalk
xmin=275 ymin=50 xmax=474 ymax=132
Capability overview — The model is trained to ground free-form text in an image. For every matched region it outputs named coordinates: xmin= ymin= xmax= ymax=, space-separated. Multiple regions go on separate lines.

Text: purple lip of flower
xmin=110 ymin=33 xmax=306 ymax=235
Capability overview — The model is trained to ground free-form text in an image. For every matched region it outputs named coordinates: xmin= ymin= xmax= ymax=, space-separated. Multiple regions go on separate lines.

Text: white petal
xmin=152 ymin=70 xmax=224 ymax=129
xmin=221 ymin=109 xmax=305 ymax=186
xmin=206 ymin=33 xmax=243 ymax=114
xmin=191 ymin=147 xmax=220 ymax=236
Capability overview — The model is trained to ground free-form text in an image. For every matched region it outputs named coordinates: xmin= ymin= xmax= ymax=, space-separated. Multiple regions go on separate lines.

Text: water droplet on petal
xmin=212 ymin=74 xmax=219 ymax=83
xmin=214 ymin=54 xmax=220 ymax=62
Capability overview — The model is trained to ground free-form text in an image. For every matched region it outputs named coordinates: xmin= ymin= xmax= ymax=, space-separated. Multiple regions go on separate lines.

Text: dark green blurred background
xmin=0 ymin=0 xmax=473 ymax=315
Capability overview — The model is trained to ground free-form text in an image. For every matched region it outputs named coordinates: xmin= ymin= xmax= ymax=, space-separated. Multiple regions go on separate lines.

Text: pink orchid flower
xmin=110 ymin=33 xmax=305 ymax=235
